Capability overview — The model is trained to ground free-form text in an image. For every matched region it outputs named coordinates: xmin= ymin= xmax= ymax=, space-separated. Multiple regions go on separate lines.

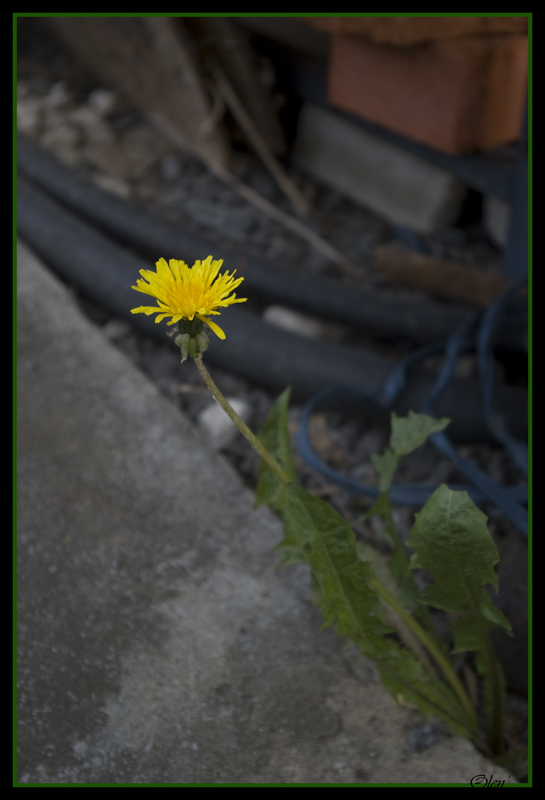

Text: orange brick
xmin=328 ymin=33 xmax=528 ymax=154
xmin=304 ymin=17 xmax=528 ymax=46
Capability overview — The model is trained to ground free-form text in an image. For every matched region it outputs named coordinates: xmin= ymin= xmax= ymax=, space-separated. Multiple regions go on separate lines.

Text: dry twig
xmin=210 ymin=59 xmax=310 ymax=219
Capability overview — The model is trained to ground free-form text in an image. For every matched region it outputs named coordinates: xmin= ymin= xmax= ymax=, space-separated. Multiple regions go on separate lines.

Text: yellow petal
xmin=131 ymin=305 xmax=161 ymax=315
xmin=198 ymin=315 xmax=226 ymax=340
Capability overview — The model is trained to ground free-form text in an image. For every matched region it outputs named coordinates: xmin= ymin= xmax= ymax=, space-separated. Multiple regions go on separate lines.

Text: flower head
xmin=130 ymin=256 xmax=246 ymax=340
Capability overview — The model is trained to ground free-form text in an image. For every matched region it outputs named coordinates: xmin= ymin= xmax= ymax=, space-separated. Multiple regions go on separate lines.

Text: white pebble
xmin=263 ymin=305 xmax=346 ymax=341
xmin=197 ymin=398 xmax=251 ymax=451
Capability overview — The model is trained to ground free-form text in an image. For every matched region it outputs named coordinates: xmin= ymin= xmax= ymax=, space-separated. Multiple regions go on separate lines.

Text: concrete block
xmin=484 ymin=194 xmax=511 ymax=248
xmin=292 ymin=102 xmax=466 ymax=234
xmin=197 ymin=397 xmax=251 ymax=450
xmin=328 ymin=33 xmax=528 ymax=154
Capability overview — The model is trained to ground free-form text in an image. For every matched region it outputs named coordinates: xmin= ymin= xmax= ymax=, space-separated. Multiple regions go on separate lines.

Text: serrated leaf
xmin=390 ymin=411 xmax=450 ymax=458
xmin=283 ymin=484 xmax=394 ymax=649
xmin=254 ymin=387 xmax=296 ymax=511
xmin=281 ymin=484 xmax=480 ymax=743
xmin=252 ymin=400 xmax=483 ymax=747
xmin=356 ymin=541 xmax=395 ymax=592
xmin=406 ymin=485 xmax=512 ymax=651
xmin=406 ymin=484 xmax=512 ymax=755
xmin=273 ymin=532 xmax=306 ymax=567
xmin=371 ymin=448 xmax=398 ymax=492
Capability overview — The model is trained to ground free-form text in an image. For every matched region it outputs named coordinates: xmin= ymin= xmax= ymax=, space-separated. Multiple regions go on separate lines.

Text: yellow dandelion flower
xmin=130 ymin=256 xmax=246 ymax=340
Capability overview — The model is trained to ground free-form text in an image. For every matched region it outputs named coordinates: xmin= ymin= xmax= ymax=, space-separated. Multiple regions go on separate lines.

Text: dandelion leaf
xmin=254 ymin=387 xmax=296 ymax=511
xmin=371 ymin=448 xmax=398 ymax=493
xmin=284 ymin=484 xmax=395 ymax=645
xmin=390 ymin=411 xmax=450 ymax=458
xmin=254 ymin=388 xmax=303 ymax=564
xmin=406 ymin=485 xmax=512 ymax=653
xmin=281 ymin=485 xmax=479 ymax=741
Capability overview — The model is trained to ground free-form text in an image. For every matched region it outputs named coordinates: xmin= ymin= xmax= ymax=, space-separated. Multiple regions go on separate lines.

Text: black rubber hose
xmin=17 ymin=174 xmax=527 ymax=444
xmin=18 ymin=133 xmax=522 ymax=345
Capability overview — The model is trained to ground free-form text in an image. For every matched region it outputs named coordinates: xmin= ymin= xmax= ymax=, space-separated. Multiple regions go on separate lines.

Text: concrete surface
xmin=16 ymin=240 xmax=514 ymax=784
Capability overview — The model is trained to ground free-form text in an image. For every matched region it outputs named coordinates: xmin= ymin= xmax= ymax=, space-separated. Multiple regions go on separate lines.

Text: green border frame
xmin=14 ymin=11 xmax=532 ymax=789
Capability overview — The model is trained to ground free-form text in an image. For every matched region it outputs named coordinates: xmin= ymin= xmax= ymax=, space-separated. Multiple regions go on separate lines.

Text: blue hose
xmin=296 ymin=277 xmax=528 ymax=536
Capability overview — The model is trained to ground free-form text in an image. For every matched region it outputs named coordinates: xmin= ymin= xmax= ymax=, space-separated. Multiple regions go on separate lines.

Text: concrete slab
xmin=292 ymin=102 xmax=466 ymax=234
xmin=16 ymin=240 xmax=514 ymax=784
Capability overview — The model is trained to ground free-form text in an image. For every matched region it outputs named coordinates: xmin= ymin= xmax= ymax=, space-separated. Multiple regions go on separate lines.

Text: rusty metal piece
xmin=374 ymin=244 xmax=517 ymax=308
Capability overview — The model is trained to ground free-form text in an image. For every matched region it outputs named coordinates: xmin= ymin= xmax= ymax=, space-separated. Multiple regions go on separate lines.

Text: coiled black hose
xmin=17 ymin=134 xmax=526 ymax=345
xmin=17 ymin=173 xmax=527 ymax=443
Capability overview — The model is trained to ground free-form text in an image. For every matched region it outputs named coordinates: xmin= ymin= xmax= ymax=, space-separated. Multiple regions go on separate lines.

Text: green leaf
xmin=357 ymin=542 xmax=444 ymax=675
xmin=253 ymin=400 xmax=484 ymax=747
xmin=273 ymin=532 xmax=306 ymax=567
xmin=360 ymin=491 xmax=422 ymax=613
xmin=390 ymin=411 xmax=450 ymax=458
xmin=406 ymin=484 xmax=512 ymax=756
xmin=371 ymin=448 xmax=398 ymax=492
xmin=376 ymin=653 xmax=477 ymax=743
xmin=283 ymin=484 xmax=394 ymax=649
xmin=356 ymin=540 xmax=395 ymax=591
xmin=281 ymin=484 xmax=480 ymax=743
xmin=359 ymin=491 xmax=396 ymax=548
xmin=254 ymin=387 xmax=296 ymax=511
xmin=406 ymin=485 xmax=512 ymax=651
xmin=254 ymin=388 xmax=304 ymax=565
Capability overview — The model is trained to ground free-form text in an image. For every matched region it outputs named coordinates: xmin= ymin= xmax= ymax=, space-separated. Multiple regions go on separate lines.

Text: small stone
xmin=69 ymin=105 xmax=103 ymax=131
xmin=197 ymin=398 xmax=251 ymax=451
xmin=84 ymin=124 xmax=171 ymax=179
xmin=484 ymin=194 xmax=511 ymax=248
xmin=43 ymin=81 xmax=71 ymax=110
xmin=91 ymin=172 xmax=131 ymax=199
xmin=17 ymin=95 xmax=43 ymax=137
xmin=87 ymin=88 xmax=117 ymax=118
xmin=263 ymin=305 xmax=346 ymax=342
xmin=39 ymin=119 xmax=82 ymax=166
xmin=408 ymin=722 xmax=445 ymax=752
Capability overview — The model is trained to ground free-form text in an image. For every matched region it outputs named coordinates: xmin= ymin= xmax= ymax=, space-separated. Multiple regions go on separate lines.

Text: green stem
xmin=375 ymin=655 xmax=484 ymax=750
xmin=194 ymin=355 xmax=291 ymax=488
xmin=380 ymin=493 xmax=446 ymax=648
xmin=480 ymin=634 xmax=505 ymax=756
xmin=368 ymin=577 xmax=479 ymax=733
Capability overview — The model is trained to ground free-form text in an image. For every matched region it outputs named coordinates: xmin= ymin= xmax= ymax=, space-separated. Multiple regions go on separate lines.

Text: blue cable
xmin=296 ymin=281 xmax=528 ymax=536
xmin=477 ymin=276 xmax=528 ymax=475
